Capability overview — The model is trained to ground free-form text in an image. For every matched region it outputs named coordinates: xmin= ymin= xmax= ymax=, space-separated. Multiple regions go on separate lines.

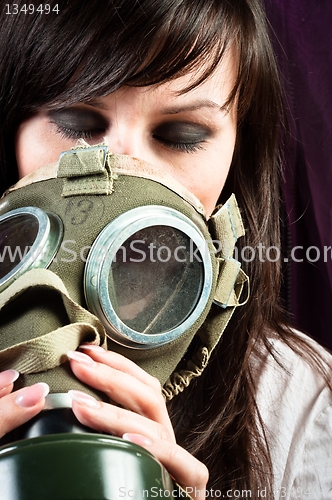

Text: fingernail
xmin=79 ymin=344 xmax=104 ymax=352
xmin=68 ymin=390 xmax=101 ymax=409
xmin=15 ymin=382 xmax=49 ymax=408
xmin=122 ymin=433 xmax=153 ymax=447
xmin=67 ymin=350 xmax=95 ymax=365
xmin=0 ymin=369 xmax=20 ymax=387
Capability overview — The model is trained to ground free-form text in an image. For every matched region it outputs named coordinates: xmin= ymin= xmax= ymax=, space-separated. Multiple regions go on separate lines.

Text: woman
xmin=0 ymin=0 xmax=331 ymax=498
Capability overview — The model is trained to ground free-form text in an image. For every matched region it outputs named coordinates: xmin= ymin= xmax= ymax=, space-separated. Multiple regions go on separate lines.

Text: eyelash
xmin=53 ymin=124 xmax=103 ymax=141
xmin=154 ymin=137 xmax=206 ymax=154
xmin=53 ymin=124 xmax=206 ymax=154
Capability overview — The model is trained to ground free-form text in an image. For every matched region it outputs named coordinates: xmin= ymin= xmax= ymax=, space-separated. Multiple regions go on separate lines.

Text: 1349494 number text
xmin=5 ymin=4 xmax=59 ymax=14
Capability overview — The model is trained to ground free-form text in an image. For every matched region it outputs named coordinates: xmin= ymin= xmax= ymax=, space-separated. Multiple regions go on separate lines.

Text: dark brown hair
xmin=0 ymin=0 xmax=328 ymax=497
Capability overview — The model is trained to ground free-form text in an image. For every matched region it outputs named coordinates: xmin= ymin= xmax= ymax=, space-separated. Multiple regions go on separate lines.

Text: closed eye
xmin=49 ymin=107 xmax=212 ymax=154
xmin=49 ymin=107 xmax=108 ymax=140
xmin=152 ymin=121 xmax=211 ymax=153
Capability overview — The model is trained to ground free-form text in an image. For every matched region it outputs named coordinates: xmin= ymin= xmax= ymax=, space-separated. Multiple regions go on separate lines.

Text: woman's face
xmin=15 ymin=55 xmax=237 ymax=216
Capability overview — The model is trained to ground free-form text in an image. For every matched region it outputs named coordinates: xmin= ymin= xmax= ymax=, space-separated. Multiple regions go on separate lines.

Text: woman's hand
xmin=67 ymin=345 xmax=208 ymax=500
xmin=0 ymin=369 xmax=49 ymax=438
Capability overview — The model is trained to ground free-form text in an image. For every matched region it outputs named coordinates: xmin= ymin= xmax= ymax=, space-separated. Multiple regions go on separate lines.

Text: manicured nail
xmin=15 ymin=382 xmax=49 ymax=408
xmin=67 ymin=350 xmax=95 ymax=365
xmin=68 ymin=390 xmax=101 ymax=409
xmin=0 ymin=369 xmax=19 ymax=388
xmin=122 ymin=433 xmax=153 ymax=447
xmin=79 ymin=344 xmax=104 ymax=352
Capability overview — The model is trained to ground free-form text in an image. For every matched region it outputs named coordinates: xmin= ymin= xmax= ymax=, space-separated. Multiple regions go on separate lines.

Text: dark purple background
xmin=265 ymin=0 xmax=332 ymax=348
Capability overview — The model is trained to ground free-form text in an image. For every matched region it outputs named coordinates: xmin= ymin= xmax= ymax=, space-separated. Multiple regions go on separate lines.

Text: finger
xmin=0 ymin=382 xmax=49 ymax=438
xmin=69 ymin=392 xmax=208 ymax=500
xmin=79 ymin=345 xmax=161 ymax=391
xmin=123 ymin=433 xmax=209 ymax=500
xmin=67 ymin=350 xmax=174 ymax=440
xmin=68 ymin=390 xmax=172 ymax=443
xmin=68 ymin=348 xmax=163 ymax=409
xmin=0 ymin=370 xmax=20 ymax=398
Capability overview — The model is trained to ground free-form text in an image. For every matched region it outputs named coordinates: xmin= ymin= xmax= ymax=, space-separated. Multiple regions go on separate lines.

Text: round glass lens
xmin=0 ymin=214 xmax=39 ymax=279
xmin=108 ymin=226 xmax=204 ymax=334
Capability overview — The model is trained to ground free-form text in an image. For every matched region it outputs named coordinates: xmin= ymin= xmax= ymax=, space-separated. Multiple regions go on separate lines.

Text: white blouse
xmin=254 ymin=333 xmax=332 ymax=499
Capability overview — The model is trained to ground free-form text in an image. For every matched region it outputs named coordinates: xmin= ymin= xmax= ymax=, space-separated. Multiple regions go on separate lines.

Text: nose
xmin=104 ymin=121 xmax=147 ymax=159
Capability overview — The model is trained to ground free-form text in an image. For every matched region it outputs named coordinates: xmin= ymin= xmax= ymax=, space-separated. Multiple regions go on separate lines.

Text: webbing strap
xmin=0 ymin=268 xmax=107 ymax=373
xmin=209 ymin=194 xmax=248 ymax=308
xmin=57 ymin=144 xmax=114 ymax=196
xmin=210 ymin=194 xmax=245 ymax=257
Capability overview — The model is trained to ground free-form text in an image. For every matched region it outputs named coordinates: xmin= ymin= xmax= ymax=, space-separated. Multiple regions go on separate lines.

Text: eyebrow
xmin=160 ymin=100 xmax=228 ymax=115
xmin=83 ymin=99 xmax=109 ymax=111
xmin=84 ymin=98 xmax=228 ymax=114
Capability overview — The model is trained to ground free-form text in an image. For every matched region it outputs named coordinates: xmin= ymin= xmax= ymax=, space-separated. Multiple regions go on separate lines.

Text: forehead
xmin=160 ymin=49 xmax=237 ymax=103
xmin=85 ymin=48 xmax=237 ymax=110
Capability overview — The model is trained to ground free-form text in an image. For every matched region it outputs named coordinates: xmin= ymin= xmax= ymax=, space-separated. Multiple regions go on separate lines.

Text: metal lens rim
xmin=0 ymin=207 xmax=63 ymax=292
xmin=84 ymin=205 xmax=213 ymax=349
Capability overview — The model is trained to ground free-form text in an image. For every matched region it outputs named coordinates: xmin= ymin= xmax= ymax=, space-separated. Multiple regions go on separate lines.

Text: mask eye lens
xmin=0 ymin=213 xmax=39 ymax=280
xmin=0 ymin=207 xmax=63 ymax=292
xmin=109 ymin=226 xmax=203 ymax=334
xmin=84 ymin=206 xmax=213 ymax=348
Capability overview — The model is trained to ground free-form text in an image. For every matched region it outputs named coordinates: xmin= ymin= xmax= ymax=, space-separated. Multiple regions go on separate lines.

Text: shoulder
xmin=252 ymin=330 xmax=332 ymax=499
xmin=252 ymin=330 xmax=332 ymax=411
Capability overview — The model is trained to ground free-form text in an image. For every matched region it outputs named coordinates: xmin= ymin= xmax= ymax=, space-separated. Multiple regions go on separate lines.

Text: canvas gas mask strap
xmin=211 ymin=194 xmax=248 ymax=308
xmin=0 ymin=268 xmax=107 ymax=374
xmin=163 ymin=196 xmax=249 ymax=400
xmin=57 ymin=144 xmax=114 ymax=196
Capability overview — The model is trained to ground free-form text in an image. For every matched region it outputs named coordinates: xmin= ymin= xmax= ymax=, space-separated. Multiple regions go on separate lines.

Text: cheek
xmin=15 ymin=116 xmax=73 ymax=179
xmin=194 ymin=164 xmax=230 ymax=217
xmin=190 ymin=131 xmax=236 ymax=217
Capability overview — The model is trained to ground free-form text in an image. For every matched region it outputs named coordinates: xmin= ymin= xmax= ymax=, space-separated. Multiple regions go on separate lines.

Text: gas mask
xmin=0 ymin=144 xmax=248 ymax=499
